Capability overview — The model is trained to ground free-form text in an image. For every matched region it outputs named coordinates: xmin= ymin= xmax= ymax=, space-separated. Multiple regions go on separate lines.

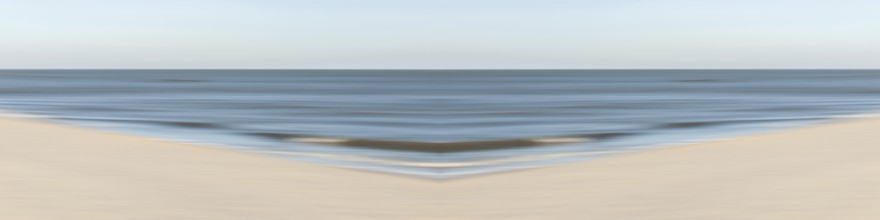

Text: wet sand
xmin=3 ymin=115 xmax=880 ymax=219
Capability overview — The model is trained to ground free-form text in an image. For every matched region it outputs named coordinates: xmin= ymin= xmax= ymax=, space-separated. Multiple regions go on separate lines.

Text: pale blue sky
xmin=1 ymin=0 xmax=878 ymax=69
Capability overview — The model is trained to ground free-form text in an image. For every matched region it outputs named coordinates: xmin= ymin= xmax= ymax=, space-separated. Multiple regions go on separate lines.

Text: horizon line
xmin=2 ymin=68 xmax=880 ymax=71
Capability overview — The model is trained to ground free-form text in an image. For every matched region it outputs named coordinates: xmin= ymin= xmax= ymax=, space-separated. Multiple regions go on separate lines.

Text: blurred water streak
xmin=2 ymin=69 xmax=880 ymax=178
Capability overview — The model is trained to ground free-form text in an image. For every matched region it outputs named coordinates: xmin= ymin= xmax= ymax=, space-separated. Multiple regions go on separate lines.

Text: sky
xmin=1 ymin=0 xmax=878 ymax=69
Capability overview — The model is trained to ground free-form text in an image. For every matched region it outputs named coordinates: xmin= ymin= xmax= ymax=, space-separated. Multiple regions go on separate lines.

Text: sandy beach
xmin=0 ymin=116 xmax=438 ymax=220
xmin=447 ymin=116 xmax=880 ymax=219
xmin=3 ymin=115 xmax=880 ymax=219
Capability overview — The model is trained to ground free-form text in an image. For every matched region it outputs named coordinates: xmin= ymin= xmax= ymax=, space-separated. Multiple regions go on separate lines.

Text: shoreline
xmin=445 ymin=116 xmax=880 ymax=219
xmin=0 ymin=115 xmax=438 ymax=219
xmin=3 ymin=112 xmax=880 ymax=219
xmin=2 ymin=108 xmax=874 ymax=179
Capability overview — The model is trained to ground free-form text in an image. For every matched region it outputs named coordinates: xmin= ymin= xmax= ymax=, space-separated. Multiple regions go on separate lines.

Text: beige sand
xmin=3 ymin=115 xmax=880 ymax=219
xmin=0 ymin=116 xmax=438 ymax=220
xmin=447 ymin=117 xmax=880 ymax=219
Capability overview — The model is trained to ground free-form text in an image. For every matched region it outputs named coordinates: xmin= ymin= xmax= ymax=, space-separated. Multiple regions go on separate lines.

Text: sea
xmin=2 ymin=69 xmax=880 ymax=178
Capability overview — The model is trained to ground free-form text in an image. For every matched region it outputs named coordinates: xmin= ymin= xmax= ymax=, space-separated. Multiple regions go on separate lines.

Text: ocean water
xmin=2 ymin=69 xmax=880 ymax=178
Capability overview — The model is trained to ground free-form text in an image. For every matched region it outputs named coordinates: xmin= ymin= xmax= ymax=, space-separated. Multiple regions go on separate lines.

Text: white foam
xmin=268 ymin=151 xmax=604 ymax=168
xmin=0 ymin=109 xmax=48 ymax=119
xmin=832 ymin=111 xmax=880 ymax=119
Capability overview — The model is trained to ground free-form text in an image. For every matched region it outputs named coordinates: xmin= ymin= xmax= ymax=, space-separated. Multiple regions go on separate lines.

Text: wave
xmin=289 ymin=137 xmax=590 ymax=153
xmin=658 ymin=117 xmax=825 ymax=129
xmin=55 ymin=116 xmax=225 ymax=129
xmin=157 ymin=78 xmax=209 ymax=83
xmin=249 ymin=132 xmax=636 ymax=153
xmin=659 ymin=121 xmax=719 ymax=128
xmin=673 ymin=78 xmax=726 ymax=83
